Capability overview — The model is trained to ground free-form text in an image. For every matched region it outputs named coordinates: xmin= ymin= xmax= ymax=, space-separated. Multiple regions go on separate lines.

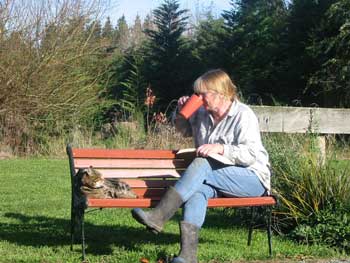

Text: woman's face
xmin=199 ymin=91 xmax=224 ymax=113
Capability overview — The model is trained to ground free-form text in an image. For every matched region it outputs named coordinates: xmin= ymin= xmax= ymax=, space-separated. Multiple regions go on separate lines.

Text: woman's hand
xmin=177 ymin=96 xmax=190 ymax=110
xmin=197 ymin=144 xmax=224 ymax=157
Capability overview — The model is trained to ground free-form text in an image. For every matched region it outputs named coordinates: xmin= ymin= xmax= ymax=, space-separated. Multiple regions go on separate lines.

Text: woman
xmin=132 ymin=69 xmax=271 ymax=263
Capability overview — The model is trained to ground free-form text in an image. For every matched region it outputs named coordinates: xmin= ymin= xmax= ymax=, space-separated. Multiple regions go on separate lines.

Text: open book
xmin=176 ymin=148 xmax=235 ymax=165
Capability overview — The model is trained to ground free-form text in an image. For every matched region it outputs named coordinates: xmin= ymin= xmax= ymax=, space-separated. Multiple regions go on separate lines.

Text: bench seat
xmin=87 ymin=196 xmax=276 ymax=208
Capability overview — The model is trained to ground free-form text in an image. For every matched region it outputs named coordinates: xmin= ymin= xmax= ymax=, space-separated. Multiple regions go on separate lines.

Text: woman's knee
xmin=175 ymin=158 xmax=213 ymax=201
xmin=188 ymin=157 xmax=211 ymax=170
xmin=185 ymin=185 xmax=216 ymax=204
xmin=185 ymin=191 xmax=206 ymax=206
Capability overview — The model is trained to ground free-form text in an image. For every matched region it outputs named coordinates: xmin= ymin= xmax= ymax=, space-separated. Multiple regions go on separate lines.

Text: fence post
xmin=317 ymin=135 xmax=326 ymax=165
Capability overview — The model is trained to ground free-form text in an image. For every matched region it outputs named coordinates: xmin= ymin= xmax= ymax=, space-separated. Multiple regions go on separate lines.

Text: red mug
xmin=179 ymin=94 xmax=204 ymax=119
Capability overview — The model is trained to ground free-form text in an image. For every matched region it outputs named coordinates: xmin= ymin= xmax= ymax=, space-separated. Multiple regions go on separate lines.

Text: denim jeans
xmin=174 ymin=157 xmax=265 ymax=228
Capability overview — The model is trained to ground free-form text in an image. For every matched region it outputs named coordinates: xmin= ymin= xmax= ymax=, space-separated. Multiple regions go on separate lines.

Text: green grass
xmin=0 ymin=159 xmax=347 ymax=262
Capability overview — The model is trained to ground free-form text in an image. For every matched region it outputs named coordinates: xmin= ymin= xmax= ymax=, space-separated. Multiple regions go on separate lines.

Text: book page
xmin=176 ymin=148 xmax=235 ymax=165
xmin=176 ymin=148 xmax=197 ymax=161
xmin=207 ymin=153 xmax=235 ymax=165
xmin=176 ymin=148 xmax=196 ymax=154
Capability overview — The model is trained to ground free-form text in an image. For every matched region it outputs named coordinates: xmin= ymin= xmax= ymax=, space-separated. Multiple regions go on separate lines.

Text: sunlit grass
xmin=0 ymin=158 xmax=346 ymax=262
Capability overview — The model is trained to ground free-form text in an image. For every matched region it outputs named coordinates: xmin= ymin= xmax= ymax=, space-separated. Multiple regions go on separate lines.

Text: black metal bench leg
xmin=81 ymin=212 xmax=86 ymax=261
xmin=70 ymin=210 xmax=75 ymax=251
xmin=247 ymin=207 xmax=255 ymax=246
xmin=266 ymin=206 xmax=272 ymax=257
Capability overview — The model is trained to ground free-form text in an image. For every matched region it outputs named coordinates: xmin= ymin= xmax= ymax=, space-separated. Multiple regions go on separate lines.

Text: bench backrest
xmin=67 ymin=145 xmax=189 ymax=199
xmin=67 ymin=145 xmax=277 ymax=208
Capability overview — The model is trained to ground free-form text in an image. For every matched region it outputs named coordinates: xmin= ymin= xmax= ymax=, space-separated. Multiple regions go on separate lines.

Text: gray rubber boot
xmin=131 ymin=186 xmax=183 ymax=234
xmin=171 ymin=221 xmax=199 ymax=263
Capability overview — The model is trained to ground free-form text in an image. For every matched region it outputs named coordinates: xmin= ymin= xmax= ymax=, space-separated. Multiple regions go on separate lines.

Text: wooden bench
xmin=66 ymin=144 xmax=277 ymax=260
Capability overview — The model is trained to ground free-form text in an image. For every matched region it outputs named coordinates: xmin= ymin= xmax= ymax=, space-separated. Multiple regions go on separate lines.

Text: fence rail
xmin=251 ymin=106 xmax=350 ymax=134
xmin=251 ymin=106 xmax=350 ymax=161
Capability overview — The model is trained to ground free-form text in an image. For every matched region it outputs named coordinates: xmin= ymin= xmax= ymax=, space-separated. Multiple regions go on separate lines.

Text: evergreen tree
xmin=143 ymin=13 xmax=155 ymax=32
xmin=306 ymin=0 xmax=350 ymax=107
xmin=193 ymin=15 xmax=225 ymax=74
xmin=86 ymin=19 xmax=102 ymax=40
xmin=143 ymin=0 xmax=196 ymax=109
xmin=118 ymin=51 xmax=147 ymax=117
xmin=115 ymin=15 xmax=130 ymax=51
xmin=220 ymin=0 xmax=289 ymax=104
xmin=285 ymin=0 xmax=335 ymax=105
xmin=131 ymin=15 xmax=145 ymax=47
xmin=102 ymin=17 xmax=114 ymax=39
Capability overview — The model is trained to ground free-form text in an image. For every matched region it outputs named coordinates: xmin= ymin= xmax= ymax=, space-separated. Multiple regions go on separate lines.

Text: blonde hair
xmin=193 ymin=69 xmax=238 ymax=101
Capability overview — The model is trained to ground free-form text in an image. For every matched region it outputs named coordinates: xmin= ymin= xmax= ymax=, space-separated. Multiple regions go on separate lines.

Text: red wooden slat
xmin=87 ymin=197 xmax=276 ymax=208
xmin=122 ymin=179 xmax=177 ymax=188
xmin=207 ymin=197 xmax=276 ymax=207
xmin=74 ymin=158 xmax=187 ymax=169
xmin=72 ymin=148 xmax=177 ymax=159
xmin=88 ymin=198 xmax=156 ymax=208
xmin=74 ymin=168 xmax=182 ymax=178
xmin=133 ymin=188 xmax=166 ymax=198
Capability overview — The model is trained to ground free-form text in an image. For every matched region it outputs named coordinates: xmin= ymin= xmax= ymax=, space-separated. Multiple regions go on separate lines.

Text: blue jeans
xmin=174 ymin=157 xmax=265 ymax=228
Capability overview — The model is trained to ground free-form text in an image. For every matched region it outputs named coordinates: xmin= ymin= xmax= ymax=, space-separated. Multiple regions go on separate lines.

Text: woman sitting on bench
xmin=132 ymin=69 xmax=271 ymax=263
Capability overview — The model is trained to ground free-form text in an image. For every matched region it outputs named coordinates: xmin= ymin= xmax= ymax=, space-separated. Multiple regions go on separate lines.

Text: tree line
xmin=0 ymin=0 xmax=349 ymax=154
xmin=103 ymin=0 xmax=350 ymax=110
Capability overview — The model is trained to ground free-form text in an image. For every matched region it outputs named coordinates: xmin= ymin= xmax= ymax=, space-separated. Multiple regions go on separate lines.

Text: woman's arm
xmin=175 ymin=114 xmax=193 ymax=137
xmin=222 ymin=110 xmax=261 ymax=166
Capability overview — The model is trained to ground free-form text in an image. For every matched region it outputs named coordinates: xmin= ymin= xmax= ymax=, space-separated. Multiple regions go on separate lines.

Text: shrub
xmin=265 ymin=133 xmax=350 ymax=251
xmin=0 ymin=0 xmax=110 ymax=155
xmin=291 ymin=205 xmax=350 ymax=252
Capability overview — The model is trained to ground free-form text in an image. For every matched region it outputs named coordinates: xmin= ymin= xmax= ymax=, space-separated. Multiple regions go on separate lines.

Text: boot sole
xmin=131 ymin=208 xmax=162 ymax=234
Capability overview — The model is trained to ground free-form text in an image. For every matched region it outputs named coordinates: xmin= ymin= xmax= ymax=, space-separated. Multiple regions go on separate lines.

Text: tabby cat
xmin=76 ymin=167 xmax=138 ymax=199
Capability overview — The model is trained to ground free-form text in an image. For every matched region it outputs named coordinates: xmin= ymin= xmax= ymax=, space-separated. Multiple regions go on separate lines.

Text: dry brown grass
xmin=144 ymin=123 xmax=194 ymax=150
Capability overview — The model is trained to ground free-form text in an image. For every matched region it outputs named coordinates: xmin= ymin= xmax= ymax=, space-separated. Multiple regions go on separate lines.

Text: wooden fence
xmin=251 ymin=106 xmax=350 ymax=160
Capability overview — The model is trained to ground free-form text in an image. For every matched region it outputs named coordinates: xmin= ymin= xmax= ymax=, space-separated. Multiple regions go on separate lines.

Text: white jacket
xmin=176 ymin=100 xmax=271 ymax=192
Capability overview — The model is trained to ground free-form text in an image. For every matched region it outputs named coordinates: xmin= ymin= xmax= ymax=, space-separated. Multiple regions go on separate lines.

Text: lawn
xmin=0 ymin=158 xmax=347 ymax=262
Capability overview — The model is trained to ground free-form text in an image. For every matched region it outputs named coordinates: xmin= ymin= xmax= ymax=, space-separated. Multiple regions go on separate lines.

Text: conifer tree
xmin=143 ymin=13 xmax=155 ymax=32
xmin=306 ymin=0 xmax=350 ymax=107
xmin=143 ymin=0 xmax=195 ymax=109
xmin=220 ymin=0 xmax=288 ymax=104
xmin=102 ymin=17 xmax=114 ymax=39
xmin=193 ymin=15 xmax=225 ymax=73
xmin=86 ymin=19 xmax=102 ymax=40
xmin=286 ymin=0 xmax=336 ymax=105
xmin=131 ymin=15 xmax=144 ymax=47
xmin=115 ymin=15 xmax=130 ymax=51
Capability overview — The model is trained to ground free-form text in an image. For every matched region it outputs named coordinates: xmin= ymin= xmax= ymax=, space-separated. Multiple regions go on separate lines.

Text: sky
xmin=105 ymin=0 xmax=232 ymax=25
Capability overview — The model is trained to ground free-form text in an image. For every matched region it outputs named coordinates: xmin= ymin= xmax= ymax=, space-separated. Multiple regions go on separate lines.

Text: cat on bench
xmin=75 ymin=167 xmax=137 ymax=199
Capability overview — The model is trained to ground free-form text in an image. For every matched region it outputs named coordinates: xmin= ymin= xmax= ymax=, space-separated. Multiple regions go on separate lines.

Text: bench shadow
xmin=2 ymin=209 xmax=265 ymax=256
xmin=2 ymin=212 xmax=179 ymax=256
xmin=171 ymin=208 xmax=251 ymax=230
xmin=202 ymin=207 xmax=268 ymax=229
